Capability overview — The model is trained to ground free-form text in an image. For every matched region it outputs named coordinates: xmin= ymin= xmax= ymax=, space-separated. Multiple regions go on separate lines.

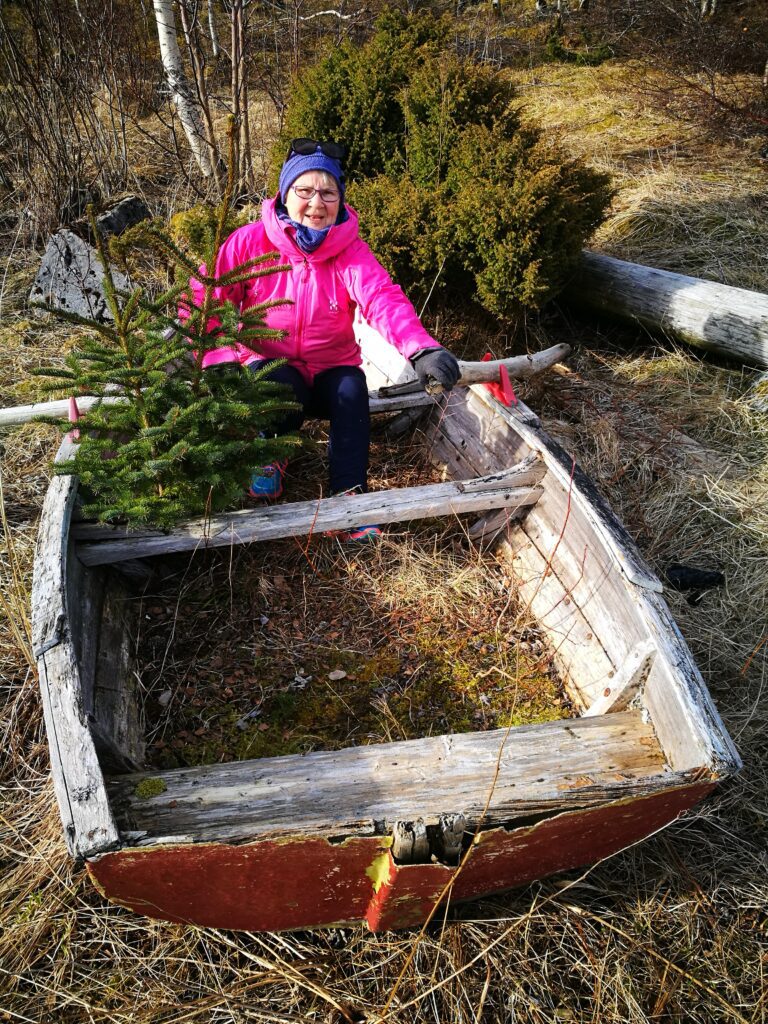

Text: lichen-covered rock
xmin=29 ymin=229 xmax=129 ymax=322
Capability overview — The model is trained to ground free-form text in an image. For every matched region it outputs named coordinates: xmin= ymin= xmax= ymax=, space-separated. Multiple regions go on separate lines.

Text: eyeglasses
xmin=292 ymin=184 xmax=340 ymax=203
xmin=288 ymin=137 xmax=346 ymax=161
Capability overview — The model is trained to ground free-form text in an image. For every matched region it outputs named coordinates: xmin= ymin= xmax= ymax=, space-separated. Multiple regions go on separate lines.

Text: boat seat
xmin=105 ymin=710 xmax=669 ymax=848
xmin=73 ymin=454 xmax=548 ymax=567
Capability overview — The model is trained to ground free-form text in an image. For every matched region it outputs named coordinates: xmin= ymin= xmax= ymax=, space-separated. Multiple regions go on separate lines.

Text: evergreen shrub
xmin=278 ymin=12 xmax=613 ymax=324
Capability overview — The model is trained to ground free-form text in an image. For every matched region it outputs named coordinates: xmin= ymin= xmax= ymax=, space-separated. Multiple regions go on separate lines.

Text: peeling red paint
xmin=89 ymin=835 xmax=387 ymax=931
xmin=364 ymin=783 xmax=714 ymax=931
xmin=448 ymin=781 xmax=715 ymax=906
xmin=88 ymin=783 xmax=714 ymax=932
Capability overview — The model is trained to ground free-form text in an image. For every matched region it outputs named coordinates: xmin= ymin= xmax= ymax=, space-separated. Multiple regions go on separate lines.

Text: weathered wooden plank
xmin=565 ymin=250 xmax=768 ymax=369
xmin=105 ymin=711 xmax=671 ymax=846
xmin=74 ymin=460 xmax=546 ymax=566
xmin=467 ymin=505 xmax=529 ymax=544
xmin=584 ymin=641 xmax=656 ymax=717
xmin=641 ymin=591 xmax=742 ymax=775
xmin=465 ymin=386 xmax=663 ymax=592
xmin=0 ymin=389 xmax=432 ymax=428
xmin=450 ymin=388 xmax=739 ymax=773
xmin=0 ymin=395 xmax=125 ymax=427
xmin=90 ymin=583 xmax=145 ymax=771
xmin=31 ymin=464 xmax=120 ymax=859
xmin=392 ymin=820 xmax=430 ymax=864
xmin=496 ymin=532 xmax=617 ymax=708
xmin=436 ymin=813 xmax=465 ymax=865
xmin=423 ymin=391 xmax=531 ymax=477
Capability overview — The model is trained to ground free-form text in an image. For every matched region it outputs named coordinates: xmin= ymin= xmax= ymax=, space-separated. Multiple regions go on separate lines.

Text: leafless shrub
xmin=573 ymin=0 xmax=768 ymax=137
xmin=0 ymin=0 xmax=164 ymax=239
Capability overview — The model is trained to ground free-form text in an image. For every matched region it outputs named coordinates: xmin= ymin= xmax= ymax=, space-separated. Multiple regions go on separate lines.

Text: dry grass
xmin=2 ymin=54 xmax=768 ymax=1024
xmin=137 ymin=529 xmax=567 ymax=769
xmin=509 ymin=61 xmax=768 ymax=292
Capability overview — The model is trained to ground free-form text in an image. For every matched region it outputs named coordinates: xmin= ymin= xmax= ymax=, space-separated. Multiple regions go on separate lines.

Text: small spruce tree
xmin=36 ymin=196 xmax=302 ymax=529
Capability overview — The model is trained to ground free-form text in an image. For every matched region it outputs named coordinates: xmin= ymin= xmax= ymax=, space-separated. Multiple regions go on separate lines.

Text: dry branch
xmin=0 ymin=348 xmax=570 ymax=427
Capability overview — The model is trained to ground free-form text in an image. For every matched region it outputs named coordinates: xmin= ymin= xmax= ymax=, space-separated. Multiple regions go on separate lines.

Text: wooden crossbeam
xmin=74 ymin=454 xmax=546 ymax=566
xmin=0 ymin=389 xmax=434 ymax=428
xmin=105 ymin=711 xmax=668 ymax=847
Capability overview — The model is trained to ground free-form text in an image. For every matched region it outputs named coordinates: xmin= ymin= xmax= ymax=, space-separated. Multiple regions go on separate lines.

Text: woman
xmin=196 ymin=138 xmax=460 ymax=540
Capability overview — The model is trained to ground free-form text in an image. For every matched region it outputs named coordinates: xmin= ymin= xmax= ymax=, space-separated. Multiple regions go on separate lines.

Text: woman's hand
xmin=410 ymin=347 xmax=461 ymax=392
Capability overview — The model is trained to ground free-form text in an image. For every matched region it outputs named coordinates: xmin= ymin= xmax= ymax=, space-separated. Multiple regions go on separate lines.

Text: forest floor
xmin=1 ymin=43 xmax=767 ymax=1024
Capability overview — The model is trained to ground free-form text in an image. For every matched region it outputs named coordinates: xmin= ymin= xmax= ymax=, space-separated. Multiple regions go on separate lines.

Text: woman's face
xmin=284 ymin=171 xmax=340 ymax=230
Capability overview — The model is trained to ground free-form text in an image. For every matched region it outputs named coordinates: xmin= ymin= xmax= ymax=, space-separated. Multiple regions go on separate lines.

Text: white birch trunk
xmin=207 ymin=0 xmax=220 ymax=57
xmin=153 ymin=0 xmax=216 ymax=177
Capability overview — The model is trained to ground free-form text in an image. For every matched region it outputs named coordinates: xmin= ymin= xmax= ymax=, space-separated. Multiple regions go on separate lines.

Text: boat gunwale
xmin=464 ymin=384 xmax=741 ymax=778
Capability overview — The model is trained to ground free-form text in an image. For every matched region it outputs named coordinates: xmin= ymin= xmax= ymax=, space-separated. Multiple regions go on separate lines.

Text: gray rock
xmin=29 ymin=229 xmax=129 ymax=323
xmin=95 ymin=196 xmax=151 ymax=238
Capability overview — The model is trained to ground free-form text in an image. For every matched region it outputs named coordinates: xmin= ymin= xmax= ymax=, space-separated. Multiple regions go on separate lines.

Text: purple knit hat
xmin=278 ymin=148 xmax=345 ymax=203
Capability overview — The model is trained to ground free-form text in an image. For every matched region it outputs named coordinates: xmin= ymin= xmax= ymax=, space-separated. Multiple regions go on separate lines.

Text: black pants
xmin=249 ymin=360 xmax=370 ymax=495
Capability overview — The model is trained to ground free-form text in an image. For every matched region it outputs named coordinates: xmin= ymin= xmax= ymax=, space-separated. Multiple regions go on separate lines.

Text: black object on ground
xmin=665 ymin=563 xmax=725 ymax=606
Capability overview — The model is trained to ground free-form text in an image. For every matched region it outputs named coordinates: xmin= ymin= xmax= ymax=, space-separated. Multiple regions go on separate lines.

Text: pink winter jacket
xmin=187 ymin=197 xmax=440 ymax=382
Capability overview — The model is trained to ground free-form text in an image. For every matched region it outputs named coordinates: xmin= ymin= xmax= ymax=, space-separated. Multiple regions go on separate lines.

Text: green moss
xmin=147 ymin=599 xmax=567 ymax=769
xmin=134 ymin=777 xmax=167 ymax=800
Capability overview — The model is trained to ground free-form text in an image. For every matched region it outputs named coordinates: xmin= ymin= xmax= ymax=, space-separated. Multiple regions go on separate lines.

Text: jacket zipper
xmin=293 ymin=258 xmax=310 ymax=362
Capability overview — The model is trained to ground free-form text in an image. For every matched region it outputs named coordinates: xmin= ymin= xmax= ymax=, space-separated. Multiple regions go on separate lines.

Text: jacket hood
xmin=261 ymin=196 xmax=360 ymax=261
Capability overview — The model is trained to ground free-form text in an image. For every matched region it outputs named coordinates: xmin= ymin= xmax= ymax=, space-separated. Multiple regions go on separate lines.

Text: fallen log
xmin=565 ymin=251 xmax=768 ymax=369
xmin=0 ymin=345 xmax=570 ymax=428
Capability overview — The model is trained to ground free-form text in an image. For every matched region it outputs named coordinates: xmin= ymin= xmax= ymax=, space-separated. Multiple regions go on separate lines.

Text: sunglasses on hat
xmin=288 ymin=137 xmax=346 ymax=162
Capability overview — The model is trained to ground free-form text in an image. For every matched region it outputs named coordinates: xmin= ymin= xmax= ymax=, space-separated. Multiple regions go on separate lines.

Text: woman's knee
xmin=320 ymin=365 xmax=369 ymax=414
xmin=248 ymin=359 xmax=309 ymax=430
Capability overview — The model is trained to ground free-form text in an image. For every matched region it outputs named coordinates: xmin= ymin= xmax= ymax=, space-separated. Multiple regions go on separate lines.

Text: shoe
xmin=248 ymin=460 xmax=287 ymax=500
xmin=338 ymin=525 xmax=382 ymax=542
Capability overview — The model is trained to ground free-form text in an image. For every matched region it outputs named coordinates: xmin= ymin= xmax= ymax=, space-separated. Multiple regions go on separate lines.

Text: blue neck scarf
xmin=276 ymin=201 xmax=349 ymax=254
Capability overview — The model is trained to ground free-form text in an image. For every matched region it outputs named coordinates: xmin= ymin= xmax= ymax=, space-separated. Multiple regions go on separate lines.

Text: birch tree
xmin=153 ymin=0 xmax=217 ymax=178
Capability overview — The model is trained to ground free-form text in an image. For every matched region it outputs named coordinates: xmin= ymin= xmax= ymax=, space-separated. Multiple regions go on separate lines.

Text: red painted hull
xmin=88 ymin=782 xmax=714 ymax=932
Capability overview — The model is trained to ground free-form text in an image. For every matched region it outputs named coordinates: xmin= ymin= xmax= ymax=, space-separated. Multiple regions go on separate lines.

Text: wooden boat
xmin=31 ymin=323 xmax=740 ymax=932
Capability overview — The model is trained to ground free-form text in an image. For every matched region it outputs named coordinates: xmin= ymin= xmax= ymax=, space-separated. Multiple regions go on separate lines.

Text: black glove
xmin=410 ymin=347 xmax=460 ymax=393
